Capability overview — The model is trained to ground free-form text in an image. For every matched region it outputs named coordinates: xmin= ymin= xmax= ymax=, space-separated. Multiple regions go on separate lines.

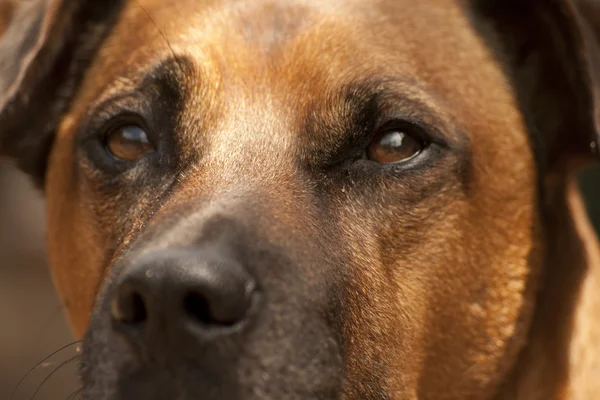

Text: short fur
xmin=1 ymin=0 xmax=599 ymax=399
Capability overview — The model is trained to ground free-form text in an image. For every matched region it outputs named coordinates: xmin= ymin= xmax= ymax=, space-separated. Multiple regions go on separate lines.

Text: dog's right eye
xmin=367 ymin=127 xmax=427 ymax=164
xmin=105 ymin=125 xmax=155 ymax=161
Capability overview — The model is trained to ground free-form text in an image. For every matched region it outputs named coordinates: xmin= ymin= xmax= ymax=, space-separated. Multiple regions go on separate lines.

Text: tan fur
xmin=0 ymin=1 xmax=13 ymax=35
xmin=569 ymin=181 xmax=600 ymax=399
xmin=1 ymin=0 xmax=599 ymax=398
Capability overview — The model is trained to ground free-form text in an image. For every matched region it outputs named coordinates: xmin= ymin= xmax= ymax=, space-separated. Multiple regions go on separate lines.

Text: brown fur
xmin=1 ymin=0 xmax=599 ymax=399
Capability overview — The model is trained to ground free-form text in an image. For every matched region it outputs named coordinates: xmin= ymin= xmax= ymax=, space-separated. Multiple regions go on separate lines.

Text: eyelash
xmin=376 ymin=111 xmax=447 ymax=144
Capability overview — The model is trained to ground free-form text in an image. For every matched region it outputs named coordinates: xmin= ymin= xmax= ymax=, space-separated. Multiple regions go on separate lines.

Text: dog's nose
xmin=110 ymin=247 xmax=257 ymax=347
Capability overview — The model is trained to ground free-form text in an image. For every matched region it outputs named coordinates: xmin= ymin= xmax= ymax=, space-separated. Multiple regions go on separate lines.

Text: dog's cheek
xmin=335 ymin=169 xmax=539 ymax=399
xmin=335 ymin=196 xmax=431 ymax=398
xmin=45 ymin=116 xmax=107 ymax=338
xmin=416 ymin=205 xmax=540 ymax=399
xmin=411 ymin=141 xmax=540 ymax=397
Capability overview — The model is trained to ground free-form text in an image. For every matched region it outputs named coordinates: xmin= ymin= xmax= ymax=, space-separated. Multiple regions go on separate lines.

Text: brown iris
xmin=367 ymin=130 xmax=424 ymax=164
xmin=105 ymin=125 xmax=154 ymax=161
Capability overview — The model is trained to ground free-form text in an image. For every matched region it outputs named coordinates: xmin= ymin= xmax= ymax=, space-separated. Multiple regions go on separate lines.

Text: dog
xmin=1 ymin=0 xmax=600 ymax=399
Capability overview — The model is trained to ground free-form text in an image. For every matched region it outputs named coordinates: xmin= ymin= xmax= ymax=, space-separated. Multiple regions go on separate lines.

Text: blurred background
xmin=581 ymin=167 xmax=600 ymax=233
xmin=0 ymin=164 xmax=599 ymax=400
xmin=0 ymin=165 xmax=79 ymax=400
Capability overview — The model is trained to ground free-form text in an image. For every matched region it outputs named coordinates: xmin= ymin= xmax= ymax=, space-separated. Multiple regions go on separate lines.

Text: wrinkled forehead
xmin=86 ymin=0 xmax=502 ymax=98
xmin=74 ymin=0 xmax=525 ymax=162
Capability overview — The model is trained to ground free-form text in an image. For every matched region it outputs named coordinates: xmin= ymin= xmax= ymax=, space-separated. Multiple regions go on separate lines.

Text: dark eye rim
xmin=321 ymin=116 xmax=448 ymax=174
xmin=81 ymin=113 xmax=157 ymax=173
xmin=363 ymin=119 xmax=437 ymax=167
xmin=368 ymin=122 xmax=429 ymax=164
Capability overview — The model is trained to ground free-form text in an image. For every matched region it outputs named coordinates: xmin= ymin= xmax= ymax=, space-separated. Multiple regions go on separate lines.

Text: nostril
xmin=112 ymin=287 xmax=148 ymax=325
xmin=183 ymin=292 xmax=223 ymax=326
xmin=128 ymin=292 xmax=148 ymax=324
xmin=182 ymin=282 xmax=254 ymax=328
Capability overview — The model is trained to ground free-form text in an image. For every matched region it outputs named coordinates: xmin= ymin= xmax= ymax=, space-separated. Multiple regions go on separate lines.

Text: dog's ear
xmin=472 ymin=0 xmax=600 ymax=173
xmin=0 ymin=0 xmax=123 ymax=186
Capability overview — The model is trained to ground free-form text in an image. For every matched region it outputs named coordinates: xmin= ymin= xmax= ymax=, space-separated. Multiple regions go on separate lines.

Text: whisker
xmin=28 ymin=355 xmax=80 ymax=400
xmin=133 ymin=0 xmax=185 ymax=75
xmin=10 ymin=340 xmax=82 ymax=400
xmin=65 ymin=387 xmax=83 ymax=400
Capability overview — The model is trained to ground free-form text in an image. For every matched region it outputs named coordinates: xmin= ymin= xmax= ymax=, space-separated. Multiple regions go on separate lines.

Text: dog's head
xmin=1 ymin=0 xmax=599 ymax=399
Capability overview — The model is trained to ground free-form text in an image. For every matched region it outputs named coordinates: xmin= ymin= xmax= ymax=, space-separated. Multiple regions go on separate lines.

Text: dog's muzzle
xmin=80 ymin=211 xmax=345 ymax=400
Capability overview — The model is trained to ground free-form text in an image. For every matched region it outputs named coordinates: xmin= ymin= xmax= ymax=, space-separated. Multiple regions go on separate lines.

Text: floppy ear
xmin=472 ymin=0 xmax=600 ymax=173
xmin=0 ymin=0 xmax=123 ymax=186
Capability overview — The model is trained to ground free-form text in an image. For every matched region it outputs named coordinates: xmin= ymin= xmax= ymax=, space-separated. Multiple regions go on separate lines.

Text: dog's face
xmin=1 ymin=0 xmax=599 ymax=399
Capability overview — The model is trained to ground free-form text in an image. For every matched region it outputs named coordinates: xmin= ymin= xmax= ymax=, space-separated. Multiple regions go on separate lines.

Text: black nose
xmin=110 ymin=247 xmax=257 ymax=353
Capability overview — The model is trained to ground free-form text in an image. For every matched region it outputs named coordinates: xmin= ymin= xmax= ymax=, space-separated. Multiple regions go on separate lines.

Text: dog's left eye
xmin=105 ymin=125 xmax=155 ymax=161
xmin=367 ymin=128 xmax=425 ymax=164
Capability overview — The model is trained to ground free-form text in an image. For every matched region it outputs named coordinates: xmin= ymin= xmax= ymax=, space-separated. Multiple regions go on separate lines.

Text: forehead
xmin=77 ymin=0 xmax=527 ymax=166
xmin=91 ymin=0 xmax=506 ymax=97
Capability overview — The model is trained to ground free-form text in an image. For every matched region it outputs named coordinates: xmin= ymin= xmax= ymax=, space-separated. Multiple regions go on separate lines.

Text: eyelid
xmin=372 ymin=104 xmax=451 ymax=150
xmin=75 ymin=98 xmax=158 ymax=174
xmin=102 ymin=113 xmax=152 ymax=139
xmin=365 ymin=79 xmax=458 ymax=148
xmin=75 ymin=96 xmax=160 ymax=169
xmin=80 ymin=96 xmax=151 ymax=137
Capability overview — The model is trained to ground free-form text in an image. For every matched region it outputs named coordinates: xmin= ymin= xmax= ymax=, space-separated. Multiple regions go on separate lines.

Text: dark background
xmin=581 ymin=166 xmax=600 ymax=232
xmin=0 ymin=163 xmax=598 ymax=399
